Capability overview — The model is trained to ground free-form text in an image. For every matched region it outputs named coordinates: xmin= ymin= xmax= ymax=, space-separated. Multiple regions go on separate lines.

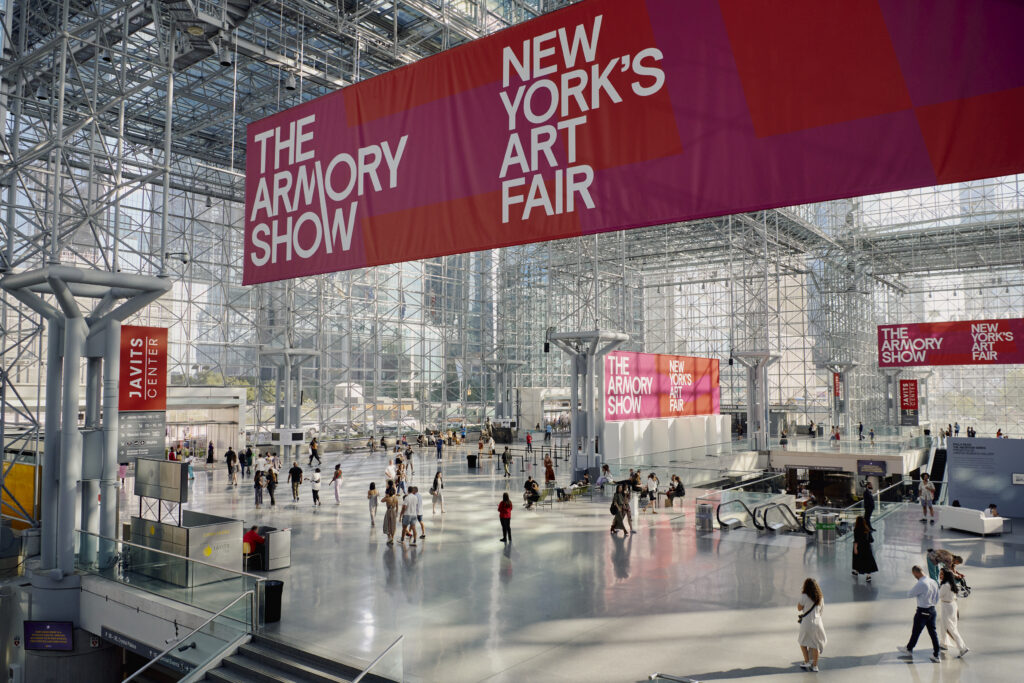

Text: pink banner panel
xmin=878 ymin=319 xmax=1024 ymax=367
xmin=604 ymin=351 xmax=719 ymax=421
xmin=243 ymin=0 xmax=1024 ymax=285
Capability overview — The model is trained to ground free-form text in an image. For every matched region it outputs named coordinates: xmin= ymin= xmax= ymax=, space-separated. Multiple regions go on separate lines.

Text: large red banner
xmin=119 ymin=326 xmax=168 ymax=411
xmin=878 ymin=319 xmax=1024 ymax=367
xmin=604 ymin=351 xmax=719 ymax=421
xmin=243 ymin=0 xmax=1024 ymax=285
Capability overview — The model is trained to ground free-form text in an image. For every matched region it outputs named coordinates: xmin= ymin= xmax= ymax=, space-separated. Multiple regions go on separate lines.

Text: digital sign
xmin=24 ymin=621 xmax=73 ymax=651
xmin=878 ymin=318 xmax=1024 ymax=367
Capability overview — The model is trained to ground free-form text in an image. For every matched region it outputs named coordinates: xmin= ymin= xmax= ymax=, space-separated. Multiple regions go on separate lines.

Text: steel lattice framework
xmin=2 ymin=0 xmax=1024 ymax=529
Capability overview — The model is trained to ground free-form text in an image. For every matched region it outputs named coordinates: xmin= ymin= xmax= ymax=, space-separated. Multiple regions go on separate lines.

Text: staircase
xmin=205 ymin=634 xmax=371 ymax=683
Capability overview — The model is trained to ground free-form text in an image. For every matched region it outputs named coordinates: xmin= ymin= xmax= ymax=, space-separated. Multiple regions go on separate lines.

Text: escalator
xmin=754 ymin=502 xmax=813 ymax=534
xmin=930 ymin=448 xmax=947 ymax=503
xmin=715 ymin=499 xmax=763 ymax=531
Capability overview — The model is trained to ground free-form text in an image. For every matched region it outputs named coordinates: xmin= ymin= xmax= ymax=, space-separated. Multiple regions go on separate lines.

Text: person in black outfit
xmin=523 ymin=477 xmax=540 ymax=508
xmin=851 ymin=516 xmax=878 ymax=582
xmin=863 ymin=480 xmax=876 ymax=530
xmin=308 ymin=438 xmax=321 ymax=467
xmin=244 ymin=445 xmax=254 ymax=477
xmin=288 ymin=462 xmax=303 ymax=501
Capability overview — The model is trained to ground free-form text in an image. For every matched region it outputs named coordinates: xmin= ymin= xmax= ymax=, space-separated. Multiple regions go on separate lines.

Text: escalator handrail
xmin=716 ymin=498 xmax=763 ymax=529
xmin=760 ymin=502 xmax=813 ymax=534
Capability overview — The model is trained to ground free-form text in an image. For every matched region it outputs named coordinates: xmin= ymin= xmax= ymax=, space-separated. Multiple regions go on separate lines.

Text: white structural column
xmin=735 ymin=351 xmax=778 ymax=451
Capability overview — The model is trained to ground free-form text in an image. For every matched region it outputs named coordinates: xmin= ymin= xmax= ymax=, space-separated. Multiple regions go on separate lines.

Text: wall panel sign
xmin=604 ymin=351 xmax=719 ymax=421
xmin=857 ymin=460 xmax=888 ymax=477
xmin=878 ymin=318 xmax=1024 ymax=367
xmin=899 ymin=379 xmax=919 ymax=426
xmin=242 ymin=0 xmax=1024 ymax=285
xmin=119 ymin=326 xmax=168 ymax=460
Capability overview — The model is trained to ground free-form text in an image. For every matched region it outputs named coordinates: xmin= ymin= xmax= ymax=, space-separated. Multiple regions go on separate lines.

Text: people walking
xmin=863 ymin=481 xmax=876 ymax=530
xmin=610 ymin=483 xmax=633 ymax=535
xmin=858 ymin=421 xmax=864 ymax=440
xmin=501 ymin=447 xmax=512 ymax=477
xmin=919 ymin=473 xmax=936 ymax=524
xmin=401 ymin=489 xmax=418 ymax=545
xmin=435 ymin=437 xmax=443 ymax=461
xmin=243 ymin=445 xmax=253 ymax=477
xmin=487 ymin=435 xmax=496 ymax=457
xmin=797 ymin=577 xmax=827 ymax=672
xmin=851 ymin=516 xmax=878 ymax=581
xmin=544 ymin=423 xmax=552 ymax=442
xmin=382 ymin=485 xmax=399 ymax=544
xmin=938 ymin=567 xmax=969 ymax=658
xmin=331 ymin=465 xmax=343 ymax=504
xmin=869 ymin=428 xmax=875 ymax=445
xmin=414 ymin=486 xmax=426 ymax=539
xmin=544 ymin=455 xmax=555 ymax=484
xmin=898 ymin=565 xmax=941 ymax=662
xmin=288 ymin=462 xmax=303 ymax=502
xmin=498 ymin=493 xmax=513 ymax=542
xmin=310 ymin=468 xmax=322 ymax=506
xmin=308 ymin=438 xmax=321 ymax=467
xmin=431 ymin=471 xmax=446 ymax=513
xmin=225 ymin=447 xmax=238 ymax=486
xmin=266 ymin=465 xmax=277 ymax=507
xmin=367 ymin=482 xmax=379 ymax=525
xmin=253 ymin=469 xmax=264 ymax=507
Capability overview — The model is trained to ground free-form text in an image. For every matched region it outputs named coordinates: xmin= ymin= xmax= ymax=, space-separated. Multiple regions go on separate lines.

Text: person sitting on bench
xmin=243 ymin=526 xmax=265 ymax=568
xmin=523 ymin=477 xmax=541 ymax=508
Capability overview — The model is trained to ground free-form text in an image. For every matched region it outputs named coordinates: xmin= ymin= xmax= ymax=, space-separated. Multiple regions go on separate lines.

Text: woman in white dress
xmin=797 ymin=577 xmax=826 ymax=672
xmin=939 ymin=568 xmax=969 ymax=657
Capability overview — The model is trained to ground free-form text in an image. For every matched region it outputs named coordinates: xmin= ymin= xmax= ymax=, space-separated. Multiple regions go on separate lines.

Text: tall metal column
xmin=735 ymin=351 xmax=778 ymax=450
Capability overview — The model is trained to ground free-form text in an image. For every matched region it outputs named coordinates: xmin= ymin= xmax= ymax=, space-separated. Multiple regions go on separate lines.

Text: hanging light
xmin=101 ymin=49 xmax=112 ymax=63
xmin=284 ymin=73 xmax=297 ymax=91
xmin=205 ymin=194 xmax=213 ymax=208
xmin=219 ymin=47 xmax=233 ymax=67
xmin=34 ymin=83 xmax=48 ymax=100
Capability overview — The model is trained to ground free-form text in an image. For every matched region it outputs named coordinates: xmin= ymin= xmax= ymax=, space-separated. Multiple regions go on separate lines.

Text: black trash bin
xmin=467 ymin=454 xmax=478 ymax=469
xmin=263 ymin=580 xmax=284 ymax=623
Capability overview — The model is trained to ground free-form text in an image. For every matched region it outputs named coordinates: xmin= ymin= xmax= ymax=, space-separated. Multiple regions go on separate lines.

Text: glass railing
xmin=352 ymin=635 xmax=404 ymax=683
xmin=695 ymin=472 xmax=788 ymax=528
xmin=805 ymin=477 xmax=917 ymax=538
xmin=74 ymin=530 xmax=263 ymax=628
xmin=124 ymin=589 xmax=255 ymax=682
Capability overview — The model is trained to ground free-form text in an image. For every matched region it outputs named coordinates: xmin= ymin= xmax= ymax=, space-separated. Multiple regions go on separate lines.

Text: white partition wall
xmin=603 ymin=422 xmax=623 ymax=461
xmin=637 ymin=419 xmax=654 ymax=457
xmin=650 ymin=420 xmax=670 ymax=465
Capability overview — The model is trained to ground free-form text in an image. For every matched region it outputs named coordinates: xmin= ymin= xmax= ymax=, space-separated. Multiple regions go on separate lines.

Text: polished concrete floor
xmin=122 ymin=449 xmax=1024 ymax=682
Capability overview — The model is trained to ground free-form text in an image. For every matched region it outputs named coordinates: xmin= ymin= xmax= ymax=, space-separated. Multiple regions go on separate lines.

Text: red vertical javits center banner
xmin=899 ymin=379 xmax=919 ymax=426
xmin=604 ymin=351 xmax=719 ymax=421
xmin=243 ymin=0 xmax=1024 ymax=285
xmin=119 ymin=326 xmax=168 ymax=412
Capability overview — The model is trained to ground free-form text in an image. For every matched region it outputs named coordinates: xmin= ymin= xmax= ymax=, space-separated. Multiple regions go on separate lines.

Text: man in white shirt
xmin=401 ymin=491 xmax=418 ymax=546
xmin=414 ymin=486 xmax=426 ymax=540
xmin=919 ymin=473 xmax=936 ymax=524
xmin=897 ymin=566 xmax=941 ymax=662
xmin=255 ymin=453 xmax=267 ymax=473
xmin=384 ymin=460 xmax=396 ymax=487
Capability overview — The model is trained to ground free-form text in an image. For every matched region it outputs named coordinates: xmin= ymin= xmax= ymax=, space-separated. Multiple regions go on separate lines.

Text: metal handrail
xmin=352 ymin=635 xmax=404 ymax=683
xmin=76 ymin=529 xmax=266 ymax=580
xmin=716 ymin=499 xmax=761 ymax=529
xmin=757 ymin=502 xmax=810 ymax=534
xmin=123 ymin=589 xmax=255 ymax=682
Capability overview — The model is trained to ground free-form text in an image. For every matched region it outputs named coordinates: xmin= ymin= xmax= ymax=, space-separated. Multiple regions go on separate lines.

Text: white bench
xmin=937 ymin=505 xmax=1004 ymax=536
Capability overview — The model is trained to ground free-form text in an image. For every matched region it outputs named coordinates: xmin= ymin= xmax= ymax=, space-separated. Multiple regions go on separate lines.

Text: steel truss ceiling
xmin=1 ymin=0 xmax=1023 ymax=475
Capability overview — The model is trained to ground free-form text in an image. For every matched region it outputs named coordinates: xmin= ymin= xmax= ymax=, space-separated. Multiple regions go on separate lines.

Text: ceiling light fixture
xmin=285 ymin=73 xmax=297 ymax=91
xmin=186 ymin=25 xmax=205 ymax=37
xmin=35 ymin=83 xmax=48 ymax=100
